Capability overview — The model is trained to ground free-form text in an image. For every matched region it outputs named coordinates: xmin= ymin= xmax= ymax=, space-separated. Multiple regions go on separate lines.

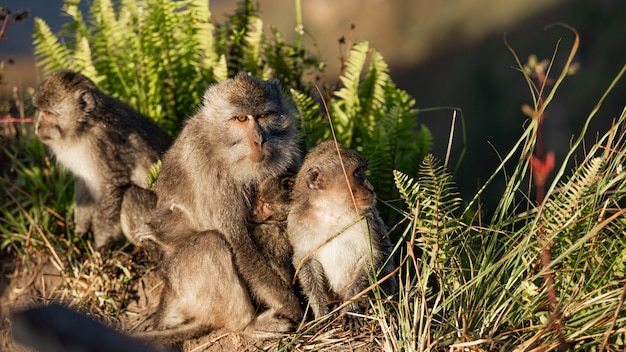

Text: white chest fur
xmin=52 ymin=142 xmax=102 ymax=198
xmin=291 ymin=201 xmax=376 ymax=296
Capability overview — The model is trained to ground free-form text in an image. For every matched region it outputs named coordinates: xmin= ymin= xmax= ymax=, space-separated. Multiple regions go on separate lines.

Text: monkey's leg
xmin=229 ymin=233 xmax=303 ymax=324
xmin=243 ymin=309 xmax=294 ymax=338
xmin=298 ymin=258 xmax=332 ymax=319
xmin=91 ymin=184 xmax=125 ymax=248
xmin=341 ymin=258 xmax=370 ymax=334
xmin=140 ymin=231 xmax=257 ymax=345
xmin=74 ymin=179 xmax=95 ymax=236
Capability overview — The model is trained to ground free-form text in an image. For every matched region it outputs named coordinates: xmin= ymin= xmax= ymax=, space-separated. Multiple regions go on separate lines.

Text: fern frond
xmin=359 ymin=49 xmax=389 ymax=129
xmin=330 ymin=41 xmax=370 ymax=145
xmin=243 ymin=16 xmax=263 ymax=72
xmin=290 ymin=88 xmax=324 ymax=145
xmin=147 ymin=160 xmax=162 ymax=189
xmin=189 ymin=0 xmax=216 ymax=69
xmin=213 ymin=54 xmax=229 ymax=82
xmin=73 ymin=37 xmax=100 ymax=85
xmin=33 ymin=17 xmax=71 ymax=75
xmin=541 ymin=157 xmax=604 ymax=234
xmin=418 ymin=154 xmax=462 ymax=217
xmin=393 ymin=169 xmax=421 ymax=210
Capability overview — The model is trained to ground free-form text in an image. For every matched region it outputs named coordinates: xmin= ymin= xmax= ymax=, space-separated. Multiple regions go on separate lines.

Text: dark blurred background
xmin=2 ymin=0 xmax=625 ymax=210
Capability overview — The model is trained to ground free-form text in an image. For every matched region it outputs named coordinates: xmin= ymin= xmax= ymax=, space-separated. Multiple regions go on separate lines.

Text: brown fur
xmin=250 ymin=176 xmax=296 ymax=286
xmin=287 ymin=140 xmax=397 ymax=332
xmin=138 ymin=73 xmax=303 ymax=344
xmin=32 ymin=70 xmax=172 ymax=247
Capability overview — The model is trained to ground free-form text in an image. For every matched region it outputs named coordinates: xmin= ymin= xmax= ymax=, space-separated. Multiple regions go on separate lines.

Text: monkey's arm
xmin=297 ymin=258 xmax=331 ymax=319
xmin=91 ymin=183 xmax=125 ymax=247
xmin=74 ymin=178 xmax=95 ymax=235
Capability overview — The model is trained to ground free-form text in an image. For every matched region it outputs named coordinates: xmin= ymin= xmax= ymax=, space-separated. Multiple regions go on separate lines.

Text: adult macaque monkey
xmin=288 ymin=140 xmax=397 ymax=332
xmin=142 ymin=72 xmax=303 ymax=340
xmin=32 ymin=70 xmax=172 ymax=248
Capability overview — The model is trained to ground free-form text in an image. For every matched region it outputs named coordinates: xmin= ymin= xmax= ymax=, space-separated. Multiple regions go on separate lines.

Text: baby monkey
xmin=288 ymin=140 xmax=397 ymax=332
xmin=250 ymin=175 xmax=296 ymax=286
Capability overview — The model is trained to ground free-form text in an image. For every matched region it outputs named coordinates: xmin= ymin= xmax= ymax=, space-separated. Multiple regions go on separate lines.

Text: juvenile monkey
xmin=287 ymin=140 xmax=397 ymax=332
xmin=250 ymin=175 xmax=296 ymax=286
xmin=32 ymin=70 xmax=172 ymax=247
xmin=135 ymin=229 xmax=293 ymax=345
xmin=132 ymin=176 xmax=296 ymax=344
xmin=141 ymin=72 xmax=303 ymax=340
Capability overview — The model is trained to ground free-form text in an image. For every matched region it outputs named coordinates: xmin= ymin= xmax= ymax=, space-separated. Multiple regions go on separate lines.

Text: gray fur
xmin=32 ymin=70 xmax=172 ymax=248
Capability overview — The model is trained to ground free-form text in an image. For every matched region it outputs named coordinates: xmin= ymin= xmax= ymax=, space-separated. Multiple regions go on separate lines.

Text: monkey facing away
xmin=32 ymin=70 xmax=172 ymax=248
xmin=250 ymin=175 xmax=296 ymax=286
xmin=140 ymin=72 xmax=303 ymax=341
xmin=287 ymin=140 xmax=397 ymax=332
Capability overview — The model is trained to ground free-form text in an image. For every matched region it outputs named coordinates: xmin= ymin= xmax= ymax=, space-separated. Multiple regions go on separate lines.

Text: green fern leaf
xmin=418 ymin=154 xmax=462 ymax=216
xmin=189 ymin=0 xmax=217 ymax=69
xmin=393 ymin=169 xmax=421 ymax=209
xmin=330 ymin=41 xmax=370 ymax=145
xmin=359 ymin=49 xmax=389 ymax=130
xmin=542 ymin=157 xmax=604 ymax=234
xmin=290 ymin=88 xmax=325 ymax=145
xmin=243 ymin=16 xmax=263 ymax=72
xmin=33 ymin=17 xmax=71 ymax=75
xmin=213 ymin=54 xmax=229 ymax=82
xmin=73 ymin=37 xmax=101 ymax=85
xmin=147 ymin=160 xmax=162 ymax=189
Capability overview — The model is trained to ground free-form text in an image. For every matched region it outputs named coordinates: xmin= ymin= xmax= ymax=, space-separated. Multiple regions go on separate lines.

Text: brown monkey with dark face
xmin=250 ymin=175 xmax=296 ymax=286
xmin=32 ymin=70 xmax=172 ymax=248
xmin=287 ymin=140 xmax=397 ymax=332
xmin=140 ymin=72 xmax=303 ymax=341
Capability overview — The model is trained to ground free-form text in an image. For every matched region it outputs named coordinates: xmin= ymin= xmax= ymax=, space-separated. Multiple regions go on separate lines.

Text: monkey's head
xmin=252 ymin=176 xmax=295 ymax=223
xmin=197 ymin=72 xmax=301 ymax=182
xmin=297 ymin=140 xmax=375 ymax=209
xmin=32 ymin=70 xmax=100 ymax=146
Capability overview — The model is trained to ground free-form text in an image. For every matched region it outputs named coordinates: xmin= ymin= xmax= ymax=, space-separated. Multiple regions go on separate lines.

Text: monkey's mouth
xmin=352 ymin=195 xmax=374 ymax=207
xmin=247 ymin=153 xmax=265 ymax=162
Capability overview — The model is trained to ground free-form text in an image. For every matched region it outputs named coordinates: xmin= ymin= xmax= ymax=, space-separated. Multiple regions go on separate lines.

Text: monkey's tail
xmin=133 ymin=322 xmax=211 ymax=347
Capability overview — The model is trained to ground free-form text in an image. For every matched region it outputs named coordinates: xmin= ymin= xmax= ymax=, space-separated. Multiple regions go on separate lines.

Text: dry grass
xmin=0 ymin=241 xmax=395 ymax=351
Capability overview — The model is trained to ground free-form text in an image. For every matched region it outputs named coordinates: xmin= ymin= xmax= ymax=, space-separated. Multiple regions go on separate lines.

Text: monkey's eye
xmin=264 ymin=203 xmax=273 ymax=210
xmin=257 ymin=113 xmax=269 ymax=120
xmin=234 ymin=115 xmax=248 ymax=122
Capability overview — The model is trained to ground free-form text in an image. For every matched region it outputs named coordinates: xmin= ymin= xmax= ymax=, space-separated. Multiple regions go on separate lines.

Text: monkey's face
xmin=305 ymin=163 xmax=375 ymax=209
xmin=32 ymin=71 xmax=97 ymax=146
xmin=199 ymin=73 xmax=300 ymax=181
xmin=252 ymin=176 xmax=294 ymax=223
xmin=33 ymin=96 xmax=91 ymax=146
xmin=347 ymin=165 xmax=375 ymax=207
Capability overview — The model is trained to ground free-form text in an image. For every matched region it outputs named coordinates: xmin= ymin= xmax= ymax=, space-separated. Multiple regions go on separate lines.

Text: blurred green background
xmin=2 ymin=0 xmax=625 ymax=209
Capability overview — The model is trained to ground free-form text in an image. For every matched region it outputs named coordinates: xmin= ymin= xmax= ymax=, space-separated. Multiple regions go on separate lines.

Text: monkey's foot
xmin=243 ymin=310 xmax=293 ymax=338
xmin=342 ymin=312 xmax=364 ymax=336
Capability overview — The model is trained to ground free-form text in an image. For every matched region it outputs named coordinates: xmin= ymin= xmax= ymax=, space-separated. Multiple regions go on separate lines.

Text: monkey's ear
xmin=305 ymin=167 xmax=322 ymax=190
xmin=78 ymin=91 xmax=97 ymax=114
